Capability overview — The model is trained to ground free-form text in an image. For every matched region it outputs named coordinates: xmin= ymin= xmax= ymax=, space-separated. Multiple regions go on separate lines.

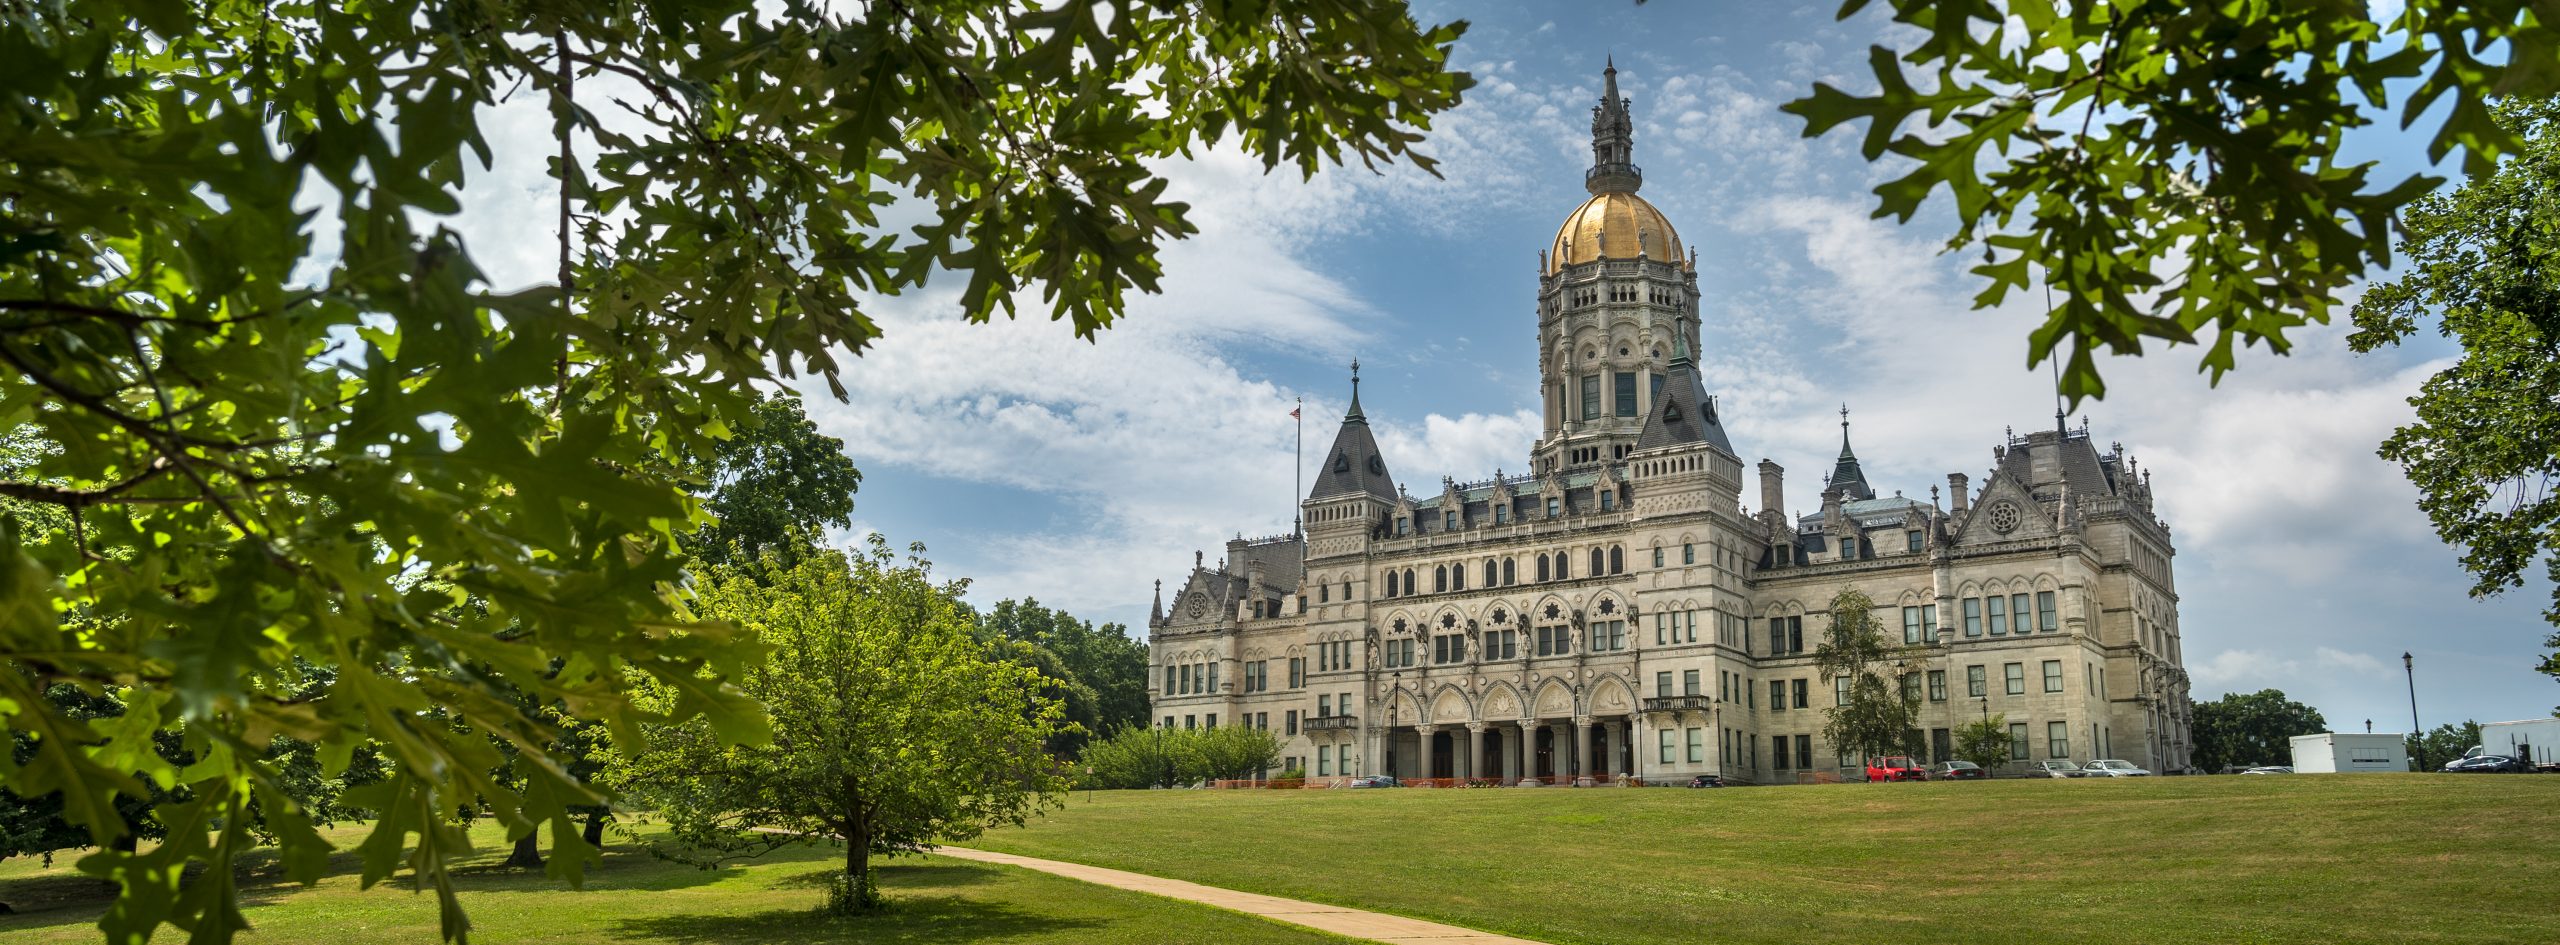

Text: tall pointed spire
xmin=1587 ymin=58 xmax=1641 ymax=195
xmin=1150 ymin=579 xmax=1164 ymax=622
xmin=1309 ymin=359 xmax=1396 ymax=501
xmin=1827 ymin=404 xmax=1876 ymax=501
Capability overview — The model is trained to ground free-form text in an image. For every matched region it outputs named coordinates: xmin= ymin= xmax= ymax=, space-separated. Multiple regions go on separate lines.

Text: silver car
xmin=2025 ymin=760 xmax=2085 ymax=778
xmin=2082 ymin=759 xmax=2152 ymax=777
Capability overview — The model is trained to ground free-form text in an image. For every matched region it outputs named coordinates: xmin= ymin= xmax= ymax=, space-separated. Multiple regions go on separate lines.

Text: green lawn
xmin=0 ymin=821 xmax=1349 ymax=945
xmin=979 ymin=775 xmax=2560 ymax=945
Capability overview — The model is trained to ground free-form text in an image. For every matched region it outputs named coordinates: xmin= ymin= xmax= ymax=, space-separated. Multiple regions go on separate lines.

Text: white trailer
xmin=2477 ymin=718 xmax=2560 ymax=768
xmin=2289 ymin=733 xmax=2410 ymax=774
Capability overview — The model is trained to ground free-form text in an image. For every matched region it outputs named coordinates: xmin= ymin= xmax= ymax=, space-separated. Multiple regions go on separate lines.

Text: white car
xmin=2082 ymin=759 xmax=2152 ymax=777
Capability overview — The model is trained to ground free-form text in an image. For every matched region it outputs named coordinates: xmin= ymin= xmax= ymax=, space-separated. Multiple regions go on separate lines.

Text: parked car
xmin=1686 ymin=774 xmax=1726 ymax=788
xmin=1347 ymin=775 xmax=1401 ymax=788
xmin=2082 ymin=759 xmax=2152 ymax=777
xmin=2442 ymin=754 xmax=2528 ymax=773
xmin=2240 ymin=766 xmax=2293 ymax=775
xmin=2025 ymin=760 xmax=2086 ymax=778
xmin=1864 ymin=756 xmax=1928 ymax=782
xmin=1930 ymin=760 xmax=1988 ymax=780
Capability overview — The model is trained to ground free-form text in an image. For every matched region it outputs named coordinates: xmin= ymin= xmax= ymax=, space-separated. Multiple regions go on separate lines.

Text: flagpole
xmin=1294 ymin=396 xmax=1303 ymax=538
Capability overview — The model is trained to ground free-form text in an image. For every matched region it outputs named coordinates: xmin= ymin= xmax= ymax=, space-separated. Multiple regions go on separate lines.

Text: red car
xmin=1864 ymin=756 xmax=1929 ymax=782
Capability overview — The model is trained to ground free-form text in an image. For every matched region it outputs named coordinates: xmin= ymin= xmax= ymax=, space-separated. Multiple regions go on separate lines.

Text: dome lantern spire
xmin=1587 ymin=59 xmax=1641 ymax=195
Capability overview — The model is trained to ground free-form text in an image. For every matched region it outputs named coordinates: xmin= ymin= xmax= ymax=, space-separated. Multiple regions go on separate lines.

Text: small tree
xmin=618 ymin=537 xmax=1067 ymax=912
xmin=1813 ymin=589 xmax=1927 ymax=762
xmin=1955 ymin=716 xmax=2013 ymax=774
xmin=1079 ymin=726 xmax=1187 ymax=789
xmin=1195 ymin=726 xmax=1286 ymax=782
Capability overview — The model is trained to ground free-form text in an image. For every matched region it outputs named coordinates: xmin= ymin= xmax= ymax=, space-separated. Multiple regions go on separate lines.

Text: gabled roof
xmin=1634 ymin=336 xmax=1735 ymax=455
xmin=1308 ymin=369 xmax=1397 ymax=502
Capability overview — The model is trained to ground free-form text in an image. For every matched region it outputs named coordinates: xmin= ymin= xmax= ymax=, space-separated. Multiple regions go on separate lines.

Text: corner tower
xmin=1532 ymin=60 xmax=1702 ymax=476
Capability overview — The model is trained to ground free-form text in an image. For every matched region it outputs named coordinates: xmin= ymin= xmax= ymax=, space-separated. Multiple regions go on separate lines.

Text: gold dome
xmin=1547 ymin=192 xmax=1684 ymax=276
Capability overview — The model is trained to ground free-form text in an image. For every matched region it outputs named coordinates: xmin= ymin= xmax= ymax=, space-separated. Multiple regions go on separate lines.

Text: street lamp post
xmin=2404 ymin=652 xmax=2423 ymax=772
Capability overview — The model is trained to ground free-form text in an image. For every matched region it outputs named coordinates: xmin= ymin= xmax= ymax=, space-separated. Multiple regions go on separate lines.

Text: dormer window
xmin=1841 ymin=536 xmax=1858 ymax=560
xmin=1600 ymin=490 xmax=1616 ymax=511
xmin=1396 ymin=517 xmax=1409 ymax=536
xmin=1495 ymin=504 xmax=1508 ymax=524
xmin=1334 ymin=452 xmax=1349 ymax=474
xmin=1547 ymin=498 xmax=1561 ymax=518
xmin=1444 ymin=511 xmax=1458 ymax=530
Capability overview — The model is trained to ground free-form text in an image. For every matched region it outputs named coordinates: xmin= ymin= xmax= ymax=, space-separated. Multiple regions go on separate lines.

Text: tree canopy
xmin=1785 ymin=1 xmax=2560 ymax=403
xmin=683 ymin=393 xmax=861 ymax=570
xmin=977 ymin=597 xmax=1152 ymax=749
xmin=0 ymin=1 xmax=1470 ymax=939
xmin=2191 ymin=689 xmax=2328 ymax=773
xmin=2346 ymin=97 xmax=2560 ymax=703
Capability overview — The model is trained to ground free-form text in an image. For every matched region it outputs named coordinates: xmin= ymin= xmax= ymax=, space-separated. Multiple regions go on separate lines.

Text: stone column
xmin=1416 ymin=724 xmax=1437 ymax=782
xmin=1605 ymin=718 xmax=1627 ymax=780
xmin=1467 ymin=722 xmax=1487 ymax=781
xmin=1574 ymin=716 xmax=1596 ymax=781
xmin=1515 ymin=720 xmax=1536 ymax=781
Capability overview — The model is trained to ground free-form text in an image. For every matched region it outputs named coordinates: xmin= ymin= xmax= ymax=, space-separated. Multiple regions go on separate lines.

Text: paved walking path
xmin=936 ymin=845 xmax=1553 ymax=945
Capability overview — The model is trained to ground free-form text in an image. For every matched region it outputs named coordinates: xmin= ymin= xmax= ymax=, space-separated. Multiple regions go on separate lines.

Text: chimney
xmin=1948 ymin=473 xmax=1970 ymax=513
xmin=1758 ymin=459 xmax=1785 ymax=517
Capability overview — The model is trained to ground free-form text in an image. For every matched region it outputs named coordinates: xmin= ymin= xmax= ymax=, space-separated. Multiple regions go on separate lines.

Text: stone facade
xmin=1145 ymin=63 xmax=2194 ymax=784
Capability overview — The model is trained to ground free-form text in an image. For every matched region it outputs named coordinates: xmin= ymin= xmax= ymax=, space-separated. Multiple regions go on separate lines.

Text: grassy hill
xmin=977 ymin=775 xmax=2560 ymax=945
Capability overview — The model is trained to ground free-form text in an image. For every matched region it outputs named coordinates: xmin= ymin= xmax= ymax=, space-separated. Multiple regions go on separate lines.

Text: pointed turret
xmin=1826 ymin=404 xmax=1876 ymax=501
xmin=1150 ymin=579 xmax=1164 ymax=624
xmin=1633 ymin=333 xmax=1734 ymax=455
xmin=1587 ymin=58 xmax=1641 ymax=195
xmin=1308 ymin=360 xmax=1398 ymax=501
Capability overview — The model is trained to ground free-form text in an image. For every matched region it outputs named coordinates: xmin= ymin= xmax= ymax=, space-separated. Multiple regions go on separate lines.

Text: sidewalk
xmin=936 ymin=846 xmax=1553 ymax=945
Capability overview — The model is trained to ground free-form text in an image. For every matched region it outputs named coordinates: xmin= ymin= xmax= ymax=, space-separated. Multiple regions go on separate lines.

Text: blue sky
xmin=433 ymin=3 xmax=2555 ymax=732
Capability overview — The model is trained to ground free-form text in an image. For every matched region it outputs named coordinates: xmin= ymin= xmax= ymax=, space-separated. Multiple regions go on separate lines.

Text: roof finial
xmin=1344 ymin=358 xmax=1366 ymax=422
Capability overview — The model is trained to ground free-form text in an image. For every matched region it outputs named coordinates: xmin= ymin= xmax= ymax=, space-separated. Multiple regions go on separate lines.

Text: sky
xmin=430 ymin=3 xmax=2557 ymax=733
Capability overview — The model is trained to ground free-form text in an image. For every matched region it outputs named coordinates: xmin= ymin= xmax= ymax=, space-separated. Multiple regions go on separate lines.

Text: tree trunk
xmin=832 ymin=798 xmax=880 ymax=914
xmin=581 ymin=810 xmax=608 ymax=849
xmin=504 ymin=831 xmax=543 ymax=869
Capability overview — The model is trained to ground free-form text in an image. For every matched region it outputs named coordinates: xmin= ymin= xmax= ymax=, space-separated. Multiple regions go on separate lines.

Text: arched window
xmin=1386 ymin=571 xmax=1399 ymax=597
xmin=1589 ymin=547 xmax=1605 ymax=576
xmin=1319 ymin=583 xmax=1329 ymax=603
xmin=1434 ymin=566 xmax=1447 ymax=593
xmin=1451 ymin=567 xmax=1464 ymax=592
xmin=1483 ymin=560 xmax=1498 ymax=586
xmin=1536 ymin=556 xmax=1550 ymax=582
xmin=1343 ymin=581 xmax=1352 ymax=600
xmin=1503 ymin=559 xmax=1516 ymax=585
xmin=1404 ymin=569 xmax=1416 ymax=594
xmin=1610 ymin=546 xmax=1624 ymax=574
xmin=1554 ymin=552 xmax=1569 ymax=580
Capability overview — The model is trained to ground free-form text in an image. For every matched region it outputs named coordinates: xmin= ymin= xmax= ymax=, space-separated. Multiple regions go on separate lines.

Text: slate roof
xmin=1997 ymin=428 xmax=2120 ymax=497
xmin=1308 ymin=380 xmax=1398 ymax=501
xmin=1230 ymin=535 xmax=1304 ymax=593
xmin=1633 ymin=336 xmax=1735 ymax=455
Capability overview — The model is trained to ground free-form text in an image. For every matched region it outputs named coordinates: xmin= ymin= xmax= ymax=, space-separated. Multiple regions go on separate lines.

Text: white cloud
xmin=2192 ymin=649 xmax=2302 ymax=691
xmin=2315 ymin=647 xmax=2391 ymax=675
